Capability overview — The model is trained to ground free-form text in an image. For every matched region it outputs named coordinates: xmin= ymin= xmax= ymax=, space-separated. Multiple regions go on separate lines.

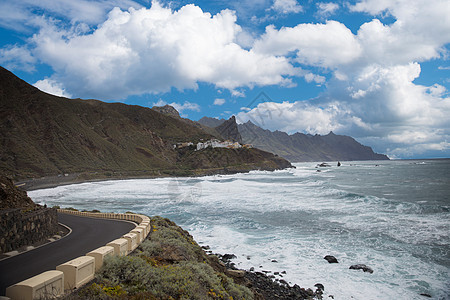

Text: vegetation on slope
xmin=70 ymin=216 xmax=254 ymax=300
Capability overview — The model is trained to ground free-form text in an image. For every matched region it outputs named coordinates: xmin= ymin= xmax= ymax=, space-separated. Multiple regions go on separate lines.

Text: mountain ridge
xmin=198 ymin=117 xmax=389 ymax=162
xmin=0 ymin=67 xmax=292 ymax=180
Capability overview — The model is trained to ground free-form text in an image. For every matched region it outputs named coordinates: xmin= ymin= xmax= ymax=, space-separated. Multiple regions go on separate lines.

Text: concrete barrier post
xmin=56 ymin=256 xmax=95 ymax=290
xmin=86 ymin=246 xmax=115 ymax=271
xmin=136 ymin=225 xmax=148 ymax=237
xmin=6 ymin=270 xmax=64 ymax=300
xmin=107 ymin=238 xmax=128 ymax=256
xmin=131 ymin=228 xmax=144 ymax=243
xmin=122 ymin=233 xmax=138 ymax=252
xmin=141 ymin=221 xmax=150 ymax=234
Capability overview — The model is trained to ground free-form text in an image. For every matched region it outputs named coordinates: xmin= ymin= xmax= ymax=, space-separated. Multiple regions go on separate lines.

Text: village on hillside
xmin=174 ymin=139 xmax=253 ymax=151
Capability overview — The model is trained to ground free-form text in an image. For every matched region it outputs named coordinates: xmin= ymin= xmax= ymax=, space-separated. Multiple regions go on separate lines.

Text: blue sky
xmin=1 ymin=0 xmax=449 ymax=159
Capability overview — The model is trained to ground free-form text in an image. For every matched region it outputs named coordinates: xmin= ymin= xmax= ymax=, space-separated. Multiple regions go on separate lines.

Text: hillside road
xmin=0 ymin=213 xmax=135 ymax=295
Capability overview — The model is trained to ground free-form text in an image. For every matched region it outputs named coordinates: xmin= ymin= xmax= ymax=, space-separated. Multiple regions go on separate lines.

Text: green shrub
xmin=97 ymin=256 xmax=253 ymax=299
xmin=72 ymin=216 xmax=253 ymax=299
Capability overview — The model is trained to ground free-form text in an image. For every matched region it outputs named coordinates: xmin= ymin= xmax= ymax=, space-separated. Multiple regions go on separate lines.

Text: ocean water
xmin=29 ymin=160 xmax=450 ymax=299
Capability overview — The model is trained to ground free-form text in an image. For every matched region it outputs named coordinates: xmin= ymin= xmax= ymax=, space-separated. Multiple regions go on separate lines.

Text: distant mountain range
xmin=0 ymin=67 xmax=291 ymax=180
xmin=198 ymin=117 xmax=389 ymax=162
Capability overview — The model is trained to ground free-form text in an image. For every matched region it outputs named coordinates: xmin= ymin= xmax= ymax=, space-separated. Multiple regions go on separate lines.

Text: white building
xmin=196 ymin=139 xmax=242 ymax=151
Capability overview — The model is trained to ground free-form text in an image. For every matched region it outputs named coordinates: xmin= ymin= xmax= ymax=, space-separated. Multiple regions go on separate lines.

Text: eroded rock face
xmin=0 ymin=176 xmax=35 ymax=210
xmin=349 ymin=264 xmax=374 ymax=273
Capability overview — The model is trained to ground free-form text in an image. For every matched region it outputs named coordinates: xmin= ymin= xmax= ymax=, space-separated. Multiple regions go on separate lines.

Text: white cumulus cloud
xmin=34 ymin=78 xmax=72 ymax=98
xmin=253 ymin=21 xmax=362 ymax=68
xmin=0 ymin=0 xmax=142 ymax=32
xmin=0 ymin=46 xmax=36 ymax=72
xmin=316 ymin=2 xmax=339 ymax=18
xmin=26 ymin=2 xmax=297 ymax=100
xmin=213 ymin=98 xmax=226 ymax=106
xmin=271 ymin=0 xmax=303 ymax=14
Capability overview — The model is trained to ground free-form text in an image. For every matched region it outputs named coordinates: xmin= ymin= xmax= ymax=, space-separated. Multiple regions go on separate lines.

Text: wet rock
xmin=314 ymin=283 xmax=324 ymax=291
xmin=349 ymin=264 xmax=373 ymax=273
xmin=245 ymin=271 xmax=316 ymax=300
xmin=315 ymin=283 xmax=324 ymax=298
xmin=271 ymin=259 xmax=278 ymax=263
xmin=279 ymin=279 xmax=288 ymax=285
xmin=324 ymin=255 xmax=339 ymax=263
xmin=201 ymin=245 xmax=210 ymax=250
xmin=249 ymin=267 xmax=255 ymax=272
xmin=274 ymin=272 xmax=279 ymax=275
xmin=281 ymin=271 xmax=287 ymax=274
xmin=419 ymin=293 xmax=432 ymax=298
xmin=218 ymin=253 xmax=237 ymax=269
xmin=222 ymin=253 xmax=237 ymax=260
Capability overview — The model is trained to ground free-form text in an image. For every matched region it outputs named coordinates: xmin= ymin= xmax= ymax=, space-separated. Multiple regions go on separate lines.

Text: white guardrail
xmin=5 ymin=210 xmax=151 ymax=300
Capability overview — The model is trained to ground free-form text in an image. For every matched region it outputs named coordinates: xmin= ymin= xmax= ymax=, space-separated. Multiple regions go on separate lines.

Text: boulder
xmin=349 ymin=264 xmax=373 ymax=273
xmin=324 ymin=255 xmax=339 ymax=263
xmin=314 ymin=283 xmax=324 ymax=291
xmin=222 ymin=253 xmax=237 ymax=261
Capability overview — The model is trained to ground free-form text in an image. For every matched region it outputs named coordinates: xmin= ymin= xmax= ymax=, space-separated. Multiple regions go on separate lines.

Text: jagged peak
xmin=215 ymin=115 xmax=242 ymax=143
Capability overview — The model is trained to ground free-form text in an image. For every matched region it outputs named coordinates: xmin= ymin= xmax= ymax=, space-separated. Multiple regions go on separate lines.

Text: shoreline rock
xmin=216 ymin=252 xmax=321 ymax=300
xmin=349 ymin=264 xmax=373 ymax=274
xmin=324 ymin=255 xmax=339 ymax=264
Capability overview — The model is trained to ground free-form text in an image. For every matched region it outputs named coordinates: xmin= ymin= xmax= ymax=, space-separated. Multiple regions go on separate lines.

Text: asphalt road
xmin=0 ymin=213 xmax=135 ymax=295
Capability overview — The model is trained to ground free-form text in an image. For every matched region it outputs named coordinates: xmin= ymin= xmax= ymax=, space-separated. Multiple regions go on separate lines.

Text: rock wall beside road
xmin=0 ymin=207 xmax=58 ymax=253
